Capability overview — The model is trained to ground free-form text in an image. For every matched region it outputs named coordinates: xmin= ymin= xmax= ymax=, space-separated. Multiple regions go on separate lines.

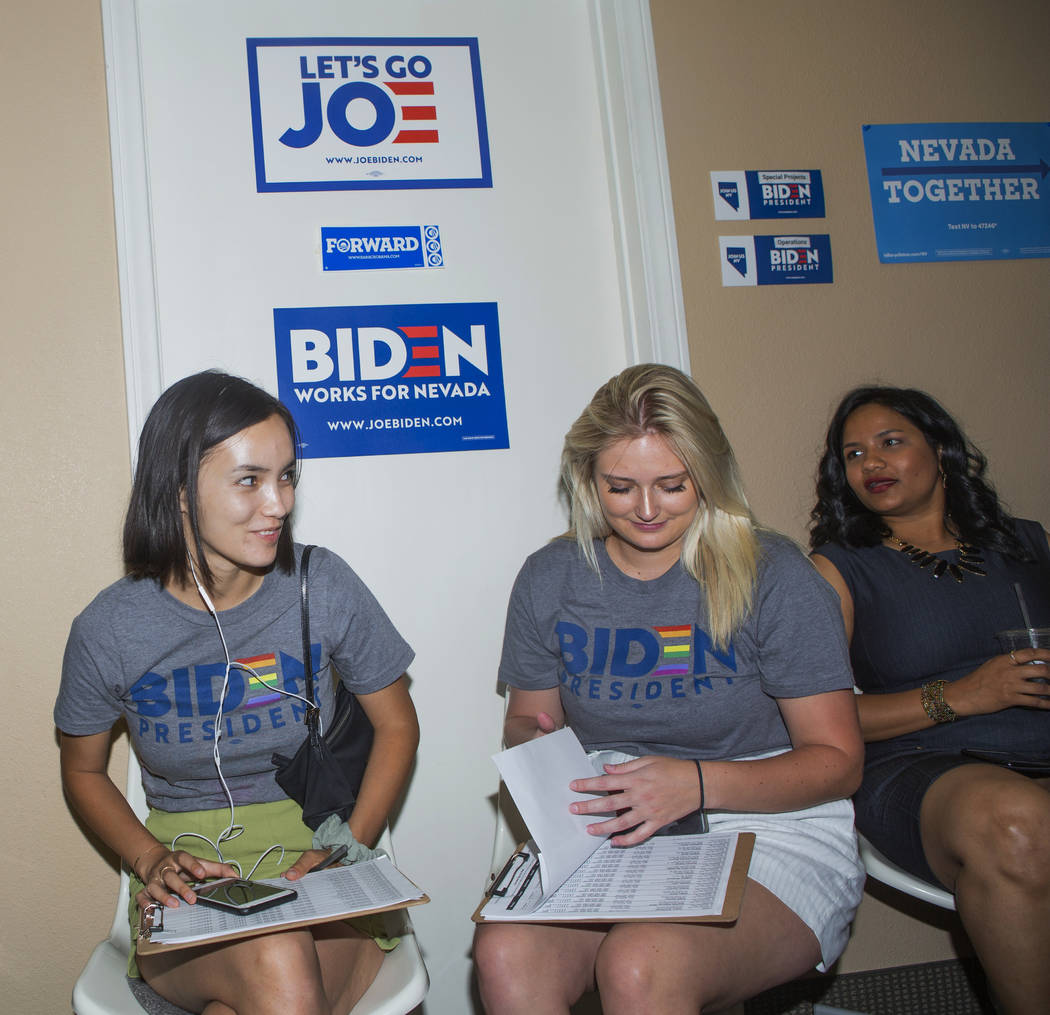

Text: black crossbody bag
xmin=271 ymin=545 xmax=375 ymax=829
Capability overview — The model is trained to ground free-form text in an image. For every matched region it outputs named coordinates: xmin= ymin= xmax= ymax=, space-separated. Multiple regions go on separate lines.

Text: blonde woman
xmin=473 ymin=364 xmax=864 ymax=1014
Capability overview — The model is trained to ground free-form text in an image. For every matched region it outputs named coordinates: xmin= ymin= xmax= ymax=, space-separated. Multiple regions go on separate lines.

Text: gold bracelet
xmin=131 ymin=842 xmax=166 ymax=879
xmin=920 ymin=679 xmax=957 ymax=723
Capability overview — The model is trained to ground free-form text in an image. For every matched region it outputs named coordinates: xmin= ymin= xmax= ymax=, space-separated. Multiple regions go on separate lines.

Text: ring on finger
xmin=1010 ymin=650 xmax=1018 ymax=665
xmin=155 ymin=863 xmax=178 ymax=883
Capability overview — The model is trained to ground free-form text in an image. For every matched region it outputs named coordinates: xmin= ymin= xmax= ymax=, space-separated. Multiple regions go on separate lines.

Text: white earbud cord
xmin=176 ymin=559 xmax=318 ymax=879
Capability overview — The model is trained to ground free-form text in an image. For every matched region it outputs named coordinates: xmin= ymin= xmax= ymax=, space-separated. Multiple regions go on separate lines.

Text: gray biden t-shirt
xmin=498 ymin=532 xmax=851 ymax=760
xmin=55 ymin=545 xmax=413 ymax=812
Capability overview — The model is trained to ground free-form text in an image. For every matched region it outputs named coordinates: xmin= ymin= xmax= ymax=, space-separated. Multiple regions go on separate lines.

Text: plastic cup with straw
xmin=997 ymin=583 xmax=1049 ymax=685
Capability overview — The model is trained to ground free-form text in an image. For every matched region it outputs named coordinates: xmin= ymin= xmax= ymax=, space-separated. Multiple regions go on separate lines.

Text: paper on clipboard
xmin=475 ymin=727 xmax=754 ymax=923
xmin=492 ymin=727 xmax=612 ymax=892
xmin=475 ymin=832 xmax=753 ymax=923
xmin=138 ymin=856 xmax=427 ymax=954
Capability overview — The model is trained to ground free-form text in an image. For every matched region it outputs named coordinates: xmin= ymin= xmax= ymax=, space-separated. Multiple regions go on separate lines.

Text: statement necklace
xmin=889 ymin=535 xmax=986 ymax=583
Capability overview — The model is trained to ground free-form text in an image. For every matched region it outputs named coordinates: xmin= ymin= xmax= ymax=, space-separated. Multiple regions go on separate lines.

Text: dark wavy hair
xmin=808 ymin=385 xmax=1029 ymax=560
xmin=123 ymin=371 xmax=301 ymax=590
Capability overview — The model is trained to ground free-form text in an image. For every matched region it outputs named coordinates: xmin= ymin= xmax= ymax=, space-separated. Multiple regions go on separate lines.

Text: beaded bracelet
xmin=920 ymin=679 xmax=957 ymax=723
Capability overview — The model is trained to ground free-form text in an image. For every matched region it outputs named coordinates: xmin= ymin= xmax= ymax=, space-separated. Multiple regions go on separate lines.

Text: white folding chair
xmin=72 ymin=750 xmax=429 ymax=1015
xmin=849 ymin=686 xmax=954 ymax=912
xmin=857 ymin=832 xmax=955 ymax=911
xmin=486 ymin=782 xmax=526 ymax=887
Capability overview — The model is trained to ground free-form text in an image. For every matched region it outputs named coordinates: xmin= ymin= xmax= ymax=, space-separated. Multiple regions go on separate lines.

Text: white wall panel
xmin=103 ymin=2 xmax=683 ymax=1009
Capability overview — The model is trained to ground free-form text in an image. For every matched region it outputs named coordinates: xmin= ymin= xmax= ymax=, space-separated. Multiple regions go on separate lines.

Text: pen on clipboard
xmin=308 ymin=843 xmax=349 ymax=873
xmin=506 ymin=860 xmax=539 ymax=911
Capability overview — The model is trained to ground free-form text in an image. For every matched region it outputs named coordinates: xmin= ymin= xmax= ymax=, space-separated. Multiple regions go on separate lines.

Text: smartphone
xmin=192 ymin=878 xmax=298 ymax=915
xmin=961 ymin=748 xmax=1050 ymax=775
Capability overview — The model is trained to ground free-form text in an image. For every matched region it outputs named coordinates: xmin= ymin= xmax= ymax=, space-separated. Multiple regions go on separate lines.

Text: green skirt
xmin=128 ymin=798 xmax=397 ymax=976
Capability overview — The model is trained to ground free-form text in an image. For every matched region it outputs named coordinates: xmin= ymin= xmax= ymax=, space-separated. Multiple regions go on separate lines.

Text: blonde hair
xmin=560 ymin=363 xmax=760 ymax=648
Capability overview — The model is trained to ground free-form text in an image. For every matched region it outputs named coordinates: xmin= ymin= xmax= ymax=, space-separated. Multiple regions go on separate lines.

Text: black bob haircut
xmin=123 ymin=370 xmax=301 ymax=590
xmin=808 ymin=384 xmax=1029 ymax=561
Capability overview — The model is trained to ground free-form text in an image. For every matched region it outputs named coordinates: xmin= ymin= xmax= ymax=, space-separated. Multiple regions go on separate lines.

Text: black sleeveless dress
xmin=816 ymin=519 xmax=1050 ymax=884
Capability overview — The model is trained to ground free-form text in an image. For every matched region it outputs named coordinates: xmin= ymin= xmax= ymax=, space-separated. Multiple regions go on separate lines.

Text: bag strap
xmin=300 ymin=545 xmax=319 ymax=723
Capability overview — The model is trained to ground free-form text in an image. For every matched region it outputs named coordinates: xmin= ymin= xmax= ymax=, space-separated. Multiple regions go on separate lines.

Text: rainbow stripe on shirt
xmin=240 ymin=653 xmax=282 ymax=707
xmin=653 ymin=625 xmax=692 ymax=676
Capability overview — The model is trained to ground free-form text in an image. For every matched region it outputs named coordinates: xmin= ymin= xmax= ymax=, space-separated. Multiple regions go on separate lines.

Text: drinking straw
xmin=1013 ymin=582 xmax=1037 ymax=648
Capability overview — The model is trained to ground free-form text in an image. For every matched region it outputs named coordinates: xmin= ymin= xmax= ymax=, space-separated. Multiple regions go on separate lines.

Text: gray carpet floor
xmin=744 ymin=958 xmax=995 ymax=1015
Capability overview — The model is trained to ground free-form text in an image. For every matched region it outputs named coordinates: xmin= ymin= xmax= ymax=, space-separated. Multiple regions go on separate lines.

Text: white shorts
xmin=590 ymin=749 xmax=864 ymax=970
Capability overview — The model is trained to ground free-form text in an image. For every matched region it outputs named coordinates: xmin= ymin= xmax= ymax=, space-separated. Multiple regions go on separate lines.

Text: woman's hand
xmin=504 ymin=710 xmax=562 ymax=745
xmin=533 ymin=712 xmax=561 ymax=736
xmin=568 ymin=756 xmax=701 ymax=847
xmin=947 ymin=649 xmax=1050 ymax=716
xmin=59 ymin=733 xmax=239 ymax=911
xmin=136 ymin=849 xmax=237 ymax=909
xmin=504 ymin=688 xmax=566 ymax=746
xmin=282 ymin=848 xmax=335 ymax=882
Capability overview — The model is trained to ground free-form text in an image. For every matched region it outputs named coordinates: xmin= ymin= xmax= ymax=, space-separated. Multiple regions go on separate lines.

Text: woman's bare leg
xmin=595 ymin=881 xmax=820 ymax=1014
xmin=313 ymin=921 xmax=385 ymax=1012
xmin=473 ymin=921 xmax=605 ymax=1013
xmin=474 ymin=880 xmax=820 ymax=1014
xmin=139 ymin=923 xmax=383 ymax=1015
xmin=920 ymin=766 xmax=1050 ymax=1015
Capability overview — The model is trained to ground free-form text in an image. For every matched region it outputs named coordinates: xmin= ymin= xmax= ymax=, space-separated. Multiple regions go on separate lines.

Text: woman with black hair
xmin=55 ymin=371 xmax=419 ymax=1014
xmin=810 ymin=385 xmax=1050 ymax=1015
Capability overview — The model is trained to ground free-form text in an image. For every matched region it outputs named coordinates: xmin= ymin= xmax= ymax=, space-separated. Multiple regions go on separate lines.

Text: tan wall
xmin=1 ymin=4 xmax=130 ymax=1012
xmin=3 ymin=2 xmax=1048 ymax=1012
xmin=650 ymin=0 xmax=1050 ymax=975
